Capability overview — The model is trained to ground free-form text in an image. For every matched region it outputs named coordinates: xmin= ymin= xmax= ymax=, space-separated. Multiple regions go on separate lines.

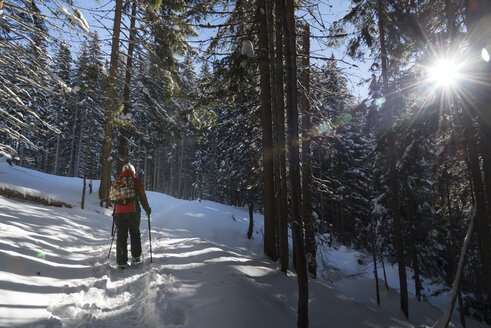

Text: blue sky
xmin=71 ymin=0 xmax=371 ymax=99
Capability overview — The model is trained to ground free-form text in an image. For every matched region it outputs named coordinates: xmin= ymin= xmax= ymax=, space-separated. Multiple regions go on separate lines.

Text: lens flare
xmin=482 ymin=48 xmax=490 ymax=62
xmin=317 ymin=122 xmax=330 ymax=134
xmin=375 ymin=97 xmax=386 ymax=106
xmin=428 ymin=59 xmax=460 ymax=87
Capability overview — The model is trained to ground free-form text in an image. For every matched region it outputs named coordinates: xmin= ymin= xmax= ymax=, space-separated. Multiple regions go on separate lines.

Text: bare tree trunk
xmin=99 ymin=0 xmax=123 ymax=200
xmin=266 ymin=0 xmax=280 ymax=260
xmin=75 ymin=115 xmax=86 ymax=178
xmin=81 ymin=105 xmax=95 ymax=210
xmin=43 ymin=148 xmax=48 ymax=173
xmin=53 ymin=133 xmax=60 ymax=175
xmin=247 ymin=148 xmax=255 ymax=239
xmin=285 ymin=0 xmax=309 ymax=326
xmin=442 ymin=5 xmax=467 ymax=325
xmin=432 ymin=208 xmax=476 ymax=328
xmin=372 ymin=228 xmax=381 ymax=306
xmin=178 ymin=139 xmax=184 ymax=198
xmin=377 ymin=0 xmax=408 ymax=318
xmin=153 ymin=149 xmax=158 ymax=191
xmin=465 ymin=0 xmax=491 ymax=226
xmin=274 ymin=0 xmax=289 ymax=273
xmin=412 ymin=248 xmax=421 ymax=301
xmin=117 ymin=0 xmax=138 ymax=174
xmin=69 ymin=106 xmax=78 ymax=176
xmin=478 ymin=114 xmax=491 ymax=223
xmin=443 ymin=153 xmax=466 ymax=327
xmin=144 ymin=156 xmax=148 ymax=190
xmin=169 ymin=152 xmax=174 ymax=195
xmin=157 ymin=147 xmax=161 ymax=192
xmin=378 ymin=246 xmax=389 ymax=290
xmin=407 ymin=203 xmax=421 ymax=301
xmin=248 ymin=189 xmax=254 ymax=239
xmin=461 ymin=103 xmax=491 ymax=303
xmin=256 ymin=0 xmax=276 ymax=261
xmin=300 ymin=23 xmax=316 ymax=278
xmin=465 ymin=5 xmax=491 ymax=301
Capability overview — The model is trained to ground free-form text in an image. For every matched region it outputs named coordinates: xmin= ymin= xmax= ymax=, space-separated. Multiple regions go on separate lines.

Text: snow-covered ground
xmin=0 ymin=160 xmax=487 ymax=327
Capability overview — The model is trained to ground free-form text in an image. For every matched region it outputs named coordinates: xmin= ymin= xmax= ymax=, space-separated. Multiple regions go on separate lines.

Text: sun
xmin=427 ymin=58 xmax=461 ymax=88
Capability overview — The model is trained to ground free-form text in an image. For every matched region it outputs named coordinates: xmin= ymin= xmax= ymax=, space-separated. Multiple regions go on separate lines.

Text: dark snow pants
xmin=114 ymin=212 xmax=142 ymax=265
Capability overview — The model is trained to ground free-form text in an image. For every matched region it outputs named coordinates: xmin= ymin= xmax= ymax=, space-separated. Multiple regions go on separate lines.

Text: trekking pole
xmin=108 ymin=217 xmax=116 ymax=259
xmin=147 ymin=213 xmax=153 ymax=263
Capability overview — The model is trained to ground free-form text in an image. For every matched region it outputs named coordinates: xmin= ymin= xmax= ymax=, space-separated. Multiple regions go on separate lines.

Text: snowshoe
xmin=131 ymin=253 xmax=144 ymax=266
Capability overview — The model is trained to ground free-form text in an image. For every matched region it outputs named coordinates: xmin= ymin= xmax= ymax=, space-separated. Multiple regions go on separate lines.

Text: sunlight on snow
xmin=204 ymin=256 xmax=251 ymax=264
xmin=183 ymin=211 xmax=205 ymax=218
xmin=165 ymin=247 xmax=224 ymax=258
xmin=234 ymin=265 xmax=274 ymax=277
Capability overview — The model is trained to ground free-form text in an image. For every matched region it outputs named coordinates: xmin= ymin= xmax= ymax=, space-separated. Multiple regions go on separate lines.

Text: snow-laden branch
xmin=136 ymin=81 xmax=176 ymax=125
xmin=57 ymin=6 xmax=89 ymax=34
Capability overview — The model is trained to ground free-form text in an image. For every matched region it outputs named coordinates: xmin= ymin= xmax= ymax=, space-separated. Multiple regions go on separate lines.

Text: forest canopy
xmin=0 ymin=0 xmax=490 ymax=326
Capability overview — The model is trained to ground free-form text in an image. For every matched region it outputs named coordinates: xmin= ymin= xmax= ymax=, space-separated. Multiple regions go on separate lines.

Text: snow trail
xmin=0 ymin=160 xmax=488 ymax=327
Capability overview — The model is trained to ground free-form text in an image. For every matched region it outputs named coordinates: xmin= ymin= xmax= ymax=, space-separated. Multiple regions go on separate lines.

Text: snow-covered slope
xmin=0 ymin=160 xmax=486 ymax=327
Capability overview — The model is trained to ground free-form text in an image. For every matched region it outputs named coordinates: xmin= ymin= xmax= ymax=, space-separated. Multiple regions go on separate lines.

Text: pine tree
xmin=50 ymin=41 xmax=73 ymax=175
xmin=0 ymin=0 xmax=85 ymax=162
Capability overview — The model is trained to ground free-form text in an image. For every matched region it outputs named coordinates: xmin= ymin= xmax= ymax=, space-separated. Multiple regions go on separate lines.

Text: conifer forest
xmin=0 ymin=0 xmax=490 ymax=326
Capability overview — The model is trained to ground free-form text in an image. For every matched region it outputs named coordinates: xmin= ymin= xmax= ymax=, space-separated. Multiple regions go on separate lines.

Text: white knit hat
xmin=122 ymin=163 xmax=135 ymax=173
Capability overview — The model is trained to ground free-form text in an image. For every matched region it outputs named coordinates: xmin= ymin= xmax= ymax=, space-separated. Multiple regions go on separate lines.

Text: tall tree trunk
xmin=443 ymin=4 xmax=471 ymax=324
xmin=372 ymin=228 xmax=381 ymax=306
xmin=144 ymin=156 xmax=148 ymax=190
xmin=256 ymin=0 xmax=277 ymax=261
xmin=266 ymin=0 xmax=280 ymax=259
xmin=461 ymin=104 xmax=491 ymax=304
xmin=153 ymin=148 xmax=159 ymax=192
xmin=117 ymin=0 xmax=138 ymax=174
xmin=69 ymin=106 xmax=78 ymax=176
xmin=444 ymin=155 xmax=466 ymax=327
xmin=300 ymin=23 xmax=316 ymax=278
xmin=178 ymin=139 xmax=184 ymax=198
xmin=75 ymin=115 xmax=86 ymax=177
xmin=466 ymin=0 xmax=491 ymax=237
xmin=478 ymin=113 xmax=491 ymax=223
xmin=43 ymin=148 xmax=48 ymax=173
xmin=466 ymin=2 xmax=491 ymax=196
xmin=377 ymin=0 xmax=408 ymax=318
xmin=432 ymin=208 xmax=476 ymax=328
xmin=285 ymin=0 xmax=309 ymax=326
xmin=409 ymin=210 xmax=421 ymax=301
xmin=248 ymin=187 xmax=254 ymax=239
xmin=169 ymin=152 xmax=174 ymax=195
xmin=81 ymin=105 xmax=95 ymax=210
xmin=54 ymin=133 xmax=60 ymax=175
xmin=99 ymin=0 xmax=123 ymax=201
xmin=380 ymin=246 xmax=389 ymax=290
xmin=158 ymin=147 xmax=162 ymax=193
xmin=274 ymin=0 xmax=289 ymax=273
